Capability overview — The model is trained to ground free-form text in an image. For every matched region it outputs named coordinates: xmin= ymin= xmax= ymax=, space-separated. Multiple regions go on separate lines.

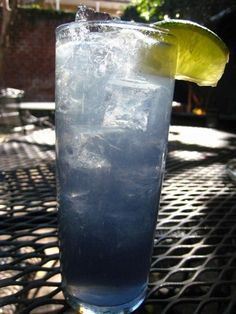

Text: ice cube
xmin=75 ymin=5 xmax=113 ymax=22
xmin=103 ymin=78 xmax=161 ymax=131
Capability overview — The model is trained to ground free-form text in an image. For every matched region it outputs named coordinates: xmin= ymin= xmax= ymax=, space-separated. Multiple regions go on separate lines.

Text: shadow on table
xmin=166 ymin=129 xmax=236 ymax=178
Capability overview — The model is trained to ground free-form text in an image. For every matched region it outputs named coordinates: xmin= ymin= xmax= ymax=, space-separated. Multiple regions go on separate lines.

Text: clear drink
xmin=56 ymin=20 xmax=176 ymax=313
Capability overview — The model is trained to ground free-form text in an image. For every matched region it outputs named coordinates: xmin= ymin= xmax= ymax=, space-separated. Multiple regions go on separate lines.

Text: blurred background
xmin=0 ymin=0 xmax=235 ymax=133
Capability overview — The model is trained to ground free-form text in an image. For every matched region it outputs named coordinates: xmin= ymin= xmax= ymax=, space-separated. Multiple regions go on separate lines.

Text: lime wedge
xmin=154 ymin=19 xmax=229 ymax=86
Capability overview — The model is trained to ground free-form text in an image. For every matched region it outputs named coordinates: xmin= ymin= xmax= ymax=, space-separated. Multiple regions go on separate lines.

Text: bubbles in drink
xmin=56 ymin=19 xmax=168 ymax=119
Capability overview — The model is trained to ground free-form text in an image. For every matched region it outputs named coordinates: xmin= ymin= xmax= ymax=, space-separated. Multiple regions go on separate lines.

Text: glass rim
xmin=55 ymin=20 xmax=175 ymax=42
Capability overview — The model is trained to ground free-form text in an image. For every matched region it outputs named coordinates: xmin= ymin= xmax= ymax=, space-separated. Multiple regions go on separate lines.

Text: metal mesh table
xmin=0 ymin=126 xmax=235 ymax=314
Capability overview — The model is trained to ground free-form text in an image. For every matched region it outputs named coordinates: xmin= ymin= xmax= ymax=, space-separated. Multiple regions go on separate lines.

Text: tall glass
xmin=55 ymin=20 xmax=177 ymax=313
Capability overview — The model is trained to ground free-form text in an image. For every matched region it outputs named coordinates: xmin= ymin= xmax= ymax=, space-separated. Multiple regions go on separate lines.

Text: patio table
xmin=0 ymin=126 xmax=235 ymax=314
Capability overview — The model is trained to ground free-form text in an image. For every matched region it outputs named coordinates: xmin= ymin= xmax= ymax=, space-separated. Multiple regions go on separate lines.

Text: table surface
xmin=0 ymin=126 xmax=236 ymax=314
xmin=5 ymin=102 xmax=55 ymax=111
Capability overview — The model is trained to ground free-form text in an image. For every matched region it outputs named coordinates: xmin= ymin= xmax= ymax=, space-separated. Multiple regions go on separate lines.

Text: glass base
xmin=64 ymin=290 xmax=146 ymax=314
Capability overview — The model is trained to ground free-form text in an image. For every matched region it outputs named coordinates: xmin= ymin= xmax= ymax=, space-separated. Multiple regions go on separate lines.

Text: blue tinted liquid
xmin=57 ymin=122 xmax=169 ymax=307
xmin=56 ymin=77 xmax=174 ymax=310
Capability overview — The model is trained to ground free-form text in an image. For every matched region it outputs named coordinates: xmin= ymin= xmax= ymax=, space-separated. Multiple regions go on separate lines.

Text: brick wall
xmin=1 ymin=8 xmax=74 ymax=101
